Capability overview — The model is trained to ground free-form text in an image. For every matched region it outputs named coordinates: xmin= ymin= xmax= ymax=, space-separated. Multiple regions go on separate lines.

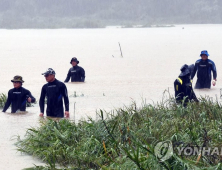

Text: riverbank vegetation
xmin=16 ymin=93 xmax=222 ymax=169
xmin=0 ymin=93 xmax=7 ymax=108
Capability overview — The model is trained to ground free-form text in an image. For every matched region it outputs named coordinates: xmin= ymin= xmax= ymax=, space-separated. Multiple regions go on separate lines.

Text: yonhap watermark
xmin=176 ymin=146 xmax=222 ymax=156
xmin=154 ymin=140 xmax=173 ymax=162
xmin=154 ymin=140 xmax=222 ymax=161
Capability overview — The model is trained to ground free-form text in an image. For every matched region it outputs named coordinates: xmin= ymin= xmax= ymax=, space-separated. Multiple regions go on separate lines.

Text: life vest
xmin=176 ymin=78 xmax=182 ymax=91
xmin=176 ymin=78 xmax=192 ymax=91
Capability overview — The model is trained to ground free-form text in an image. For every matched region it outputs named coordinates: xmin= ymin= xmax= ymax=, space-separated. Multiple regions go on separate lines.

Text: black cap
xmin=179 ymin=64 xmax=190 ymax=77
xmin=179 ymin=64 xmax=194 ymax=77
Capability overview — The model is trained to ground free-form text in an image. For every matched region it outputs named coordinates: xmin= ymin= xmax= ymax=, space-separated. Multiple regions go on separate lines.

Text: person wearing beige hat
xmin=2 ymin=75 xmax=36 ymax=113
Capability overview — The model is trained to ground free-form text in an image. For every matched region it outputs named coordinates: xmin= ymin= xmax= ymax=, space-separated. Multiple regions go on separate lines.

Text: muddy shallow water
xmin=0 ymin=25 xmax=222 ymax=169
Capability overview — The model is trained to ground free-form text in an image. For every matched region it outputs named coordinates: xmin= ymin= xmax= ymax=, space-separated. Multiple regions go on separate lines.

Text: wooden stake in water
xmin=118 ymin=42 xmax=123 ymax=57
xmin=220 ymin=88 xmax=222 ymax=99
xmin=74 ymin=102 xmax=76 ymax=122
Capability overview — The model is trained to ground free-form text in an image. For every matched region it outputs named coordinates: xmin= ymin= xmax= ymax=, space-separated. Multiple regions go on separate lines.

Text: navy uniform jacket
xmin=2 ymin=87 xmax=36 ymax=113
xmin=39 ymin=79 xmax=69 ymax=117
xmin=174 ymin=76 xmax=198 ymax=106
xmin=64 ymin=65 xmax=85 ymax=82
xmin=191 ymin=59 xmax=217 ymax=89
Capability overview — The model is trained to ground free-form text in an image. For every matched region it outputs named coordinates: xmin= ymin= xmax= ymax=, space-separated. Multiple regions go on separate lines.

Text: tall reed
xmin=0 ymin=93 xmax=7 ymax=108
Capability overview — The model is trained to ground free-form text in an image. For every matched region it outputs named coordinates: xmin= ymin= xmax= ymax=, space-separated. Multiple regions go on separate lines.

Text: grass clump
xmin=16 ymin=95 xmax=222 ymax=170
xmin=0 ymin=93 xmax=7 ymax=108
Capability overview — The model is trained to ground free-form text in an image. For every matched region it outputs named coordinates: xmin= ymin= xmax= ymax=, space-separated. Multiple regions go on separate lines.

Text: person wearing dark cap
xmin=174 ymin=64 xmax=199 ymax=106
xmin=2 ymin=75 xmax=36 ymax=113
xmin=39 ymin=68 xmax=69 ymax=118
xmin=191 ymin=50 xmax=217 ymax=89
xmin=64 ymin=57 xmax=85 ymax=82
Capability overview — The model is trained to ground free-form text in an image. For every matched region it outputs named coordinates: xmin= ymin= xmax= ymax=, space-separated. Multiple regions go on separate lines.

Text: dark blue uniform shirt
xmin=39 ymin=79 xmax=69 ymax=117
xmin=3 ymin=87 xmax=36 ymax=113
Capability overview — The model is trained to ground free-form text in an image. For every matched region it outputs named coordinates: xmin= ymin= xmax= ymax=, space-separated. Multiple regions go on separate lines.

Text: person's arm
xmin=191 ymin=62 xmax=198 ymax=80
xmin=64 ymin=69 xmax=71 ymax=82
xmin=27 ymin=91 xmax=36 ymax=103
xmin=62 ymin=83 xmax=69 ymax=117
xmin=174 ymin=79 xmax=183 ymax=103
xmin=39 ymin=86 xmax=46 ymax=115
xmin=191 ymin=89 xmax=199 ymax=102
xmin=2 ymin=91 xmax=11 ymax=112
xmin=211 ymin=61 xmax=217 ymax=80
xmin=62 ymin=84 xmax=69 ymax=112
xmin=81 ymin=67 xmax=85 ymax=82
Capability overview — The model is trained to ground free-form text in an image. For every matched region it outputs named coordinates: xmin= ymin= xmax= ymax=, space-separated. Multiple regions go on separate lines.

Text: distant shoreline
xmin=2 ymin=24 xmax=222 ymax=29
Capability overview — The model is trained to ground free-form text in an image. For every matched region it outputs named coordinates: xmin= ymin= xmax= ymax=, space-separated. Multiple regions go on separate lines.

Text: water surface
xmin=0 ymin=25 xmax=222 ymax=169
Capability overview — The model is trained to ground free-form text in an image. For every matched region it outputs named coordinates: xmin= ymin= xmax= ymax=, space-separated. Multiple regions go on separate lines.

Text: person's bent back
xmin=174 ymin=64 xmax=198 ymax=106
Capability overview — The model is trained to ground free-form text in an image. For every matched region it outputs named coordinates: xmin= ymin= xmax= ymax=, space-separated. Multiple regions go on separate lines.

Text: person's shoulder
xmin=56 ymin=79 xmax=66 ymax=86
xmin=41 ymin=83 xmax=48 ymax=89
xmin=175 ymin=77 xmax=183 ymax=84
xmin=208 ymin=59 xmax=215 ymax=65
xmin=8 ymin=88 xmax=14 ymax=93
xmin=174 ymin=79 xmax=179 ymax=84
xmin=21 ymin=87 xmax=30 ymax=92
xmin=77 ymin=65 xmax=85 ymax=70
xmin=195 ymin=59 xmax=201 ymax=63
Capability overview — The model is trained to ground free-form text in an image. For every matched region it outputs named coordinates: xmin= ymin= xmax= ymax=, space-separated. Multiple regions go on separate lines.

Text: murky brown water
xmin=0 ymin=25 xmax=222 ymax=169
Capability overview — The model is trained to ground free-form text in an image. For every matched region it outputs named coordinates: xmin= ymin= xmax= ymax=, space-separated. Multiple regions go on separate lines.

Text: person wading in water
xmin=191 ymin=50 xmax=217 ymax=89
xmin=39 ymin=68 xmax=69 ymax=118
xmin=64 ymin=57 xmax=85 ymax=82
xmin=2 ymin=75 xmax=36 ymax=113
xmin=174 ymin=64 xmax=199 ymax=106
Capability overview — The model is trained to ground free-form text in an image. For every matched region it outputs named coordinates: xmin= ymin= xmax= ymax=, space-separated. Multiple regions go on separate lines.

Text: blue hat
xmin=200 ymin=50 xmax=209 ymax=56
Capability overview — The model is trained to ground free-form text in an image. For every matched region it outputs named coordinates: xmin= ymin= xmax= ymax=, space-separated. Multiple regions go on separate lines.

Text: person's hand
xmin=27 ymin=97 xmax=32 ymax=102
xmin=65 ymin=111 xmax=69 ymax=118
xmin=39 ymin=113 xmax=44 ymax=117
xmin=212 ymin=80 xmax=216 ymax=86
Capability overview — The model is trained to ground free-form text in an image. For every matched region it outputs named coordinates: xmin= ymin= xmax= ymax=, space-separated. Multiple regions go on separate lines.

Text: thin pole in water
xmin=220 ymin=88 xmax=222 ymax=99
xmin=118 ymin=42 xmax=123 ymax=57
xmin=74 ymin=102 xmax=76 ymax=122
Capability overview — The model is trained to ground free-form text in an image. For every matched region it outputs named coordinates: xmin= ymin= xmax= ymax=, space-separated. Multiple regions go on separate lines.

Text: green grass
xmin=15 ymin=93 xmax=222 ymax=170
xmin=0 ymin=93 xmax=7 ymax=108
